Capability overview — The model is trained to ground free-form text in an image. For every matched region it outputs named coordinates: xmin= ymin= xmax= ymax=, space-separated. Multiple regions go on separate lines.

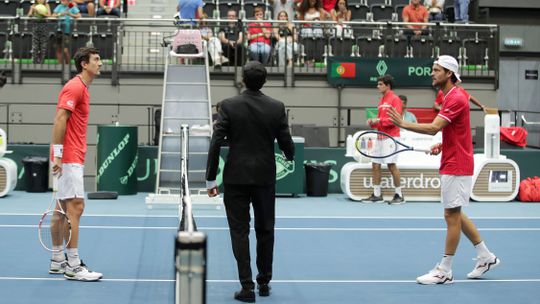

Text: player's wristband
xmin=53 ymin=144 xmax=63 ymax=158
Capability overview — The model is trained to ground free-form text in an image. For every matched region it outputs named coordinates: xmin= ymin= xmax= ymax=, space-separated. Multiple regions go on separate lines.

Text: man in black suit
xmin=206 ymin=61 xmax=295 ymax=303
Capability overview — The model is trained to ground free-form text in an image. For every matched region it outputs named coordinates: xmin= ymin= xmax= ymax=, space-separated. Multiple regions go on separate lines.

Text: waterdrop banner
xmin=327 ymin=57 xmax=434 ymax=87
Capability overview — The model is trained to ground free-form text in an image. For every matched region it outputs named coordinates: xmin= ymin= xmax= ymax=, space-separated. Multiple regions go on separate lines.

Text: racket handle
xmin=414 ymin=148 xmax=432 ymax=153
xmin=52 ymin=175 xmax=59 ymax=192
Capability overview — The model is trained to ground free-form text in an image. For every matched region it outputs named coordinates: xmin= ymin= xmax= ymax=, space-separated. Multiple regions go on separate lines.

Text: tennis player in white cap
xmin=388 ymin=55 xmax=500 ymax=284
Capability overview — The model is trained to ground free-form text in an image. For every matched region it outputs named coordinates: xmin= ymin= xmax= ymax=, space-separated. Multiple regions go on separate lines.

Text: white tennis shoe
xmin=49 ymin=259 xmax=68 ymax=274
xmin=416 ymin=264 xmax=453 ymax=285
xmin=64 ymin=261 xmax=103 ymax=281
xmin=467 ymin=254 xmax=500 ymax=279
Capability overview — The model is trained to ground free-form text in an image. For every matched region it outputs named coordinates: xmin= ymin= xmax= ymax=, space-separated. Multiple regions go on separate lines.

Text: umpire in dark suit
xmin=206 ymin=61 xmax=295 ymax=302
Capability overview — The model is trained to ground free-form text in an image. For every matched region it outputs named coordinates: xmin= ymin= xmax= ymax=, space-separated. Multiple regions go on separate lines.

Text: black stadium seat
xmin=356 ymin=36 xmax=383 ymax=57
xmin=330 ymin=37 xmax=354 ymax=57
xmin=410 ymin=35 xmax=434 ymax=58
xmin=0 ymin=0 xmax=19 ymax=16
xmin=371 ymin=4 xmax=394 ymax=21
xmin=463 ymin=37 xmax=488 ymax=66
xmin=349 ymin=4 xmax=369 ymax=20
xmin=439 ymin=36 xmax=461 ymax=59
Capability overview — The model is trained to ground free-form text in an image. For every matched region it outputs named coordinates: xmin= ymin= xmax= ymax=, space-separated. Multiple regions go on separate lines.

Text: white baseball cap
xmin=434 ymin=55 xmax=461 ymax=83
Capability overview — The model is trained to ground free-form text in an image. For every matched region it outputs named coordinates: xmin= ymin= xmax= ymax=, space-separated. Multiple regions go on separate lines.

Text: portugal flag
xmin=331 ymin=62 xmax=356 ymax=78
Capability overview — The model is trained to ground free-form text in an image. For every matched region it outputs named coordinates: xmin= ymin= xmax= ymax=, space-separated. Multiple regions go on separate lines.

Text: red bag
xmin=518 ymin=177 xmax=540 ymax=202
xmin=500 ymin=127 xmax=528 ymax=147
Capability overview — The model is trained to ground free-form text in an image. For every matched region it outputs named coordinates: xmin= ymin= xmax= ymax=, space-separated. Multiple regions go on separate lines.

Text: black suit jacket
xmin=206 ymin=90 xmax=295 ymax=185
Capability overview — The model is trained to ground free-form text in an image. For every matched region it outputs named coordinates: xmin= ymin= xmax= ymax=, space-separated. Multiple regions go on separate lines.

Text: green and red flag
xmin=330 ymin=62 xmax=356 ymax=78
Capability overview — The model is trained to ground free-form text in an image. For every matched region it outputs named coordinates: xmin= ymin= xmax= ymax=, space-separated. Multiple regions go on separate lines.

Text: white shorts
xmin=372 ymin=137 xmax=399 ymax=164
xmin=58 ymin=163 xmax=85 ymax=200
xmin=441 ymin=174 xmax=472 ymax=209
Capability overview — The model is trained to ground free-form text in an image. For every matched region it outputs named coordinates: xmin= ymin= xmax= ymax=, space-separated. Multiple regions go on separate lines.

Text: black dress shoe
xmin=258 ymin=283 xmax=270 ymax=297
xmin=234 ymin=288 xmax=255 ymax=303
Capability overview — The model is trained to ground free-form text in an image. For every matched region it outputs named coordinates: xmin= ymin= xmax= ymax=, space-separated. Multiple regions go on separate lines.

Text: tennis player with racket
xmin=48 ymin=47 xmax=102 ymax=281
xmin=363 ymin=75 xmax=405 ymax=205
xmin=388 ymin=55 xmax=500 ymax=284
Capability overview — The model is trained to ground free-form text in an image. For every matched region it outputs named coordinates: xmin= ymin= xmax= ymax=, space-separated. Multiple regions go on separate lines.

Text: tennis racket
xmin=355 ymin=130 xmax=431 ymax=159
xmin=38 ymin=175 xmax=72 ymax=252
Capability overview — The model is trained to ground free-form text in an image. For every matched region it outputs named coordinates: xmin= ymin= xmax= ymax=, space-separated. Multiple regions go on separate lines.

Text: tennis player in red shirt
xmin=388 ymin=55 xmax=500 ymax=284
xmin=433 ymin=86 xmax=486 ymax=112
xmin=364 ymin=75 xmax=404 ymax=205
xmin=50 ymin=47 xmax=103 ymax=281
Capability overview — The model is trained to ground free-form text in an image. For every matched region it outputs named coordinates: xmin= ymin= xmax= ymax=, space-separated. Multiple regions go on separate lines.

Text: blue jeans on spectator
xmin=249 ymin=42 xmax=271 ymax=65
xmin=455 ymin=0 xmax=469 ymax=23
xmin=429 ymin=12 xmax=444 ymax=22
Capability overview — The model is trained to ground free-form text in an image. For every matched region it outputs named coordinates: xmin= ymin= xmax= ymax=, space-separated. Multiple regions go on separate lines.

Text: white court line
xmin=1 ymin=277 xmax=539 ymax=284
xmin=2 ymin=213 xmax=540 ymax=220
xmin=0 ymin=277 xmax=174 ymax=282
xmin=2 ymin=225 xmax=540 ymax=231
xmin=207 ymin=279 xmax=540 ymax=284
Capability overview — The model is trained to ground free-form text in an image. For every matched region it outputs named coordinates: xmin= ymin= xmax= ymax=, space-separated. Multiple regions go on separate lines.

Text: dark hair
xmin=442 ymin=67 xmax=459 ymax=84
xmin=74 ymin=47 xmax=100 ymax=73
xmin=377 ymin=74 xmax=394 ymax=89
xmin=334 ymin=0 xmax=348 ymax=11
xmin=243 ymin=61 xmax=267 ymax=91
xmin=299 ymin=0 xmax=321 ymax=15
xmin=398 ymin=95 xmax=407 ymax=104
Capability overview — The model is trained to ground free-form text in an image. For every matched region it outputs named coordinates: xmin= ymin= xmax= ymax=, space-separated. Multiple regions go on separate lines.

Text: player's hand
xmin=52 ymin=157 xmax=63 ymax=176
xmin=207 ymin=186 xmax=219 ymax=197
xmin=429 ymin=143 xmax=442 ymax=155
xmin=388 ymin=107 xmax=403 ymax=127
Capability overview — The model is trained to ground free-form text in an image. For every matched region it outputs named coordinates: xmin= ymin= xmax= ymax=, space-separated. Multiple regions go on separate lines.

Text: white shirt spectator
xmin=423 ymin=0 xmax=444 ymax=14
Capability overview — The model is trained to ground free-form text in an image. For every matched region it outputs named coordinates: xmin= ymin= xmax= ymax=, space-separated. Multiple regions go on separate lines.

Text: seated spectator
xmin=218 ymin=9 xmax=244 ymax=66
xmin=199 ymin=14 xmax=229 ymax=68
xmin=73 ymin=0 xmax=95 ymax=16
xmin=28 ymin=0 xmax=52 ymax=64
xmin=97 ymin=0 xmax=121 ymax=17
xmin=402 ymin=0 xmax=429 ymax=44
xmin=424 ymin=0 xmax=444 ymax=21
xmin=399 ymin=95 xmax=418 ymax=123
xmin=247 ymin=7 xmax=272 ymax=64
xmin=274 ymin=10 xmax=298 ymax=67
xmin=53 ymin=0 xmax=82 ymax=64
xmin=269 ymin=0 xmax=296 ymax=21
xmin=331 ymin=0 xmax=352 ymax=38
xmin=298 ymin=0 xmax=326 ymax=38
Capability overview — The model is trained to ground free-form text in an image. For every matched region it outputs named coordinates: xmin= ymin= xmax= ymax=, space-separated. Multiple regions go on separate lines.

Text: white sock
xmin=52 ymin=246 xmax=65 ymax=262
xmin=474 ymin=241 xmax=492 ymax=258
xmin=395 ymin=187 xmax=402 ymax=197
xmin=440 ymin=255 xmax=453 ymax=272
xmin=374 ymin=185 xmax=381 ymax=196
xmin=66 ymin=248 xmax=81 ymax=267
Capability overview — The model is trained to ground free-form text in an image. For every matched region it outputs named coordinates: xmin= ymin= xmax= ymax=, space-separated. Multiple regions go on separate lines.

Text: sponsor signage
xmin=327 ymin=57 xmax=434 ymax=87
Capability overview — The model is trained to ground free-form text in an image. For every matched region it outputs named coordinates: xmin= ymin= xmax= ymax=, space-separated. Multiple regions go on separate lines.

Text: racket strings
xmin=39 ymin=210 xmax=71 ymax=251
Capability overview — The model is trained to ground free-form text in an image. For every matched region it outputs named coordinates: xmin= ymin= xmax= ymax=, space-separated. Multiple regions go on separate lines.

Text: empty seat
xmin=92 ymin=33 xmax=115 ymax=59
xmin=0 ymin=0 xmax=19 ymax=16
xmin=330 ymin=37 xmax=354 ymax=56
xmin=356 ymin=36 xmax=383 ymax=57
xmin=385 ymin=35 xmax=408 ymax=57
xmin=395 ymin=4 xmax=405 ymax=21
xmin=12 ymin=32 xmax=32 ymax=58
xmin=301 ymin=37 xmax=326 ymax=62
xmin=371 ymin=4 xmax=394 ymax=21
xmin=349 ymin=4 xmax=369 ymax=20
xmin=203 ymin=0 xmax=218 ymax=19
xmin=438 ymin=36 xmax=461 ymax=59
xmin=463 ymin=38 xmax=488 ymax=66
xmin=392 ymin=0 xmax=410 ymax=6
xmin=410 ymin=35 xmax=433 ymax=58
xmin=367 ymin=0 xmax=386 ymax=5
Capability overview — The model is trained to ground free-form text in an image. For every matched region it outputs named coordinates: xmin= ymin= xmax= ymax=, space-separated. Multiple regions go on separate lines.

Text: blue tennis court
xmin=1 ymin=192 xmax=539 ymax=304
